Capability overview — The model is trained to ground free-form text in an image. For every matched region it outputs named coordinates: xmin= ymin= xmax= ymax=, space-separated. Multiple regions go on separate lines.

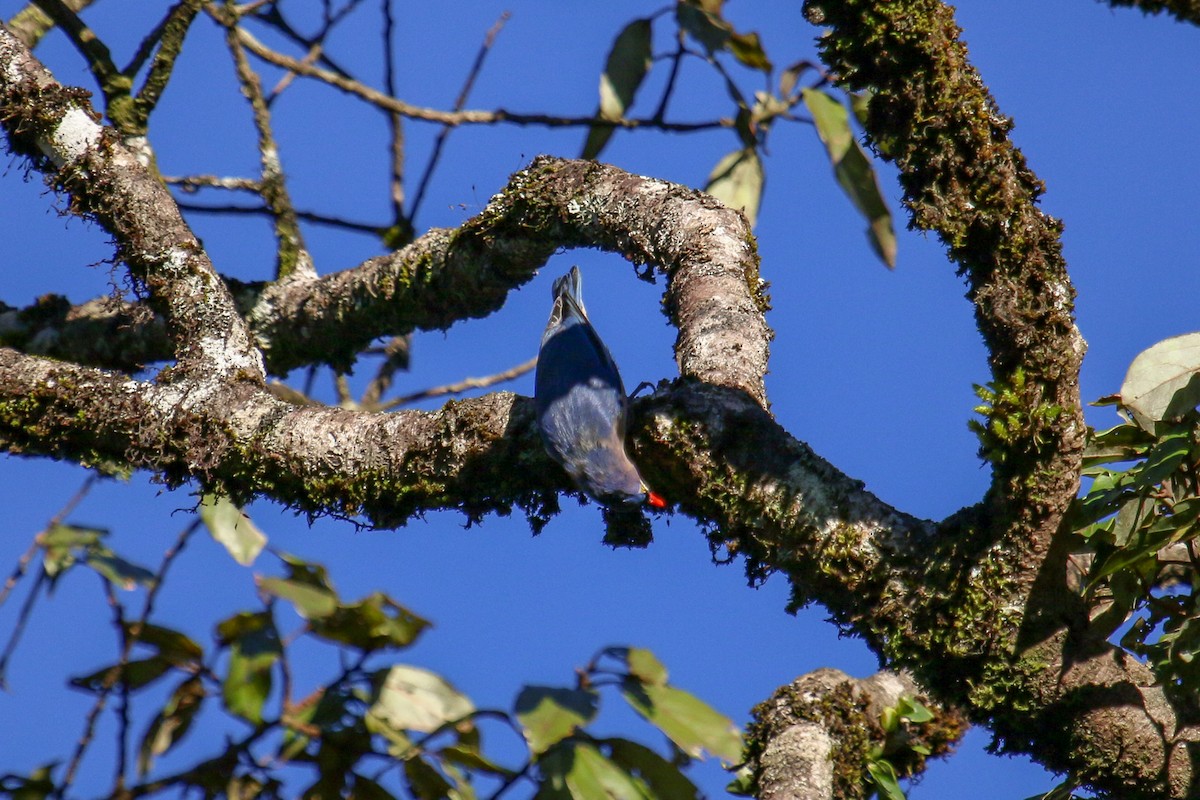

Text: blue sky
xmin=1 ymin=2 xmax=1198 ymax=797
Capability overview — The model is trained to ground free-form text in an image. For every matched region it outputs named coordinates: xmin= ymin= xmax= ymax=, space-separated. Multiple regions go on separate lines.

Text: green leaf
xmin=866 ymin=758 xmax=906 ymax=800
xmin=403 ymin=757 xmax=453 ymax=800
xmin=440 ymin=741 xmax=518 ymax=778
xmin=582 ymin=18 xmax=653 ymax=160
xmin=801 ymin=87 xmax=896 ymax=268
xmin=1111 ymin=496 xmax=1153 ymax=548
xmin=216 ymin=611 xmax=280 ymax=724
xmin=1131 ymin=429 xmax=1191 ymax=490
xmin=309 ymin=592 xmax=430 ymax=652
xmin=728 ymin=31 xmax=771 ymax=72
xmin=779 ymin=60 xmax=814 ymax=99
xmin=536 ymin=741 xmax=649 ymax=800
xmin=0 ymin=763 xmax=57 ymax=800
xmin=70 ymin=657 xmax=173 ymax=693
xmin=725 ymin=763 xmax=755 ymax=796
xmin=849 ymin=89 xmax=873 ymax=128
xmin=199 ymin=494 xmax=267 ymax=566
xmin=606 ymin=738 xmax=700 ymax=799
xmin=137 ymin=676 xmax=205 ymax=776
xmin=369 ymin=665 xmax=475 ymax=735
xmin=40 ymin=523 xmax=106 ymax=579
xmin=1119 ymin=332 xmax=1200 ymax=431
xmin=624 ymin=647 xmax=668 ymax=686
xmin=258 ymin=576 xmax=338 ymax=619
xmin=277 ymin=552 xmax=337 ymax=590
xmin=125 ymin=622 xmax=204 ymax=667
xmin=1088 ymin=518 xmax=1195 ymax=588
xmin=675 ymin=2 xmax=732 ymax=55
xmin=619 ymin=680 xmax=742 ymax=763
xmin=84 ymin=547 xmax=155 ymax=590
xmin=704 ymin=148 xmax=764 ymax=226
xmin=1082 ymin=422 xmax=1153 ymax=467
xmin=515 ymin=686 xmax=600 ymax=755
xmin=894 ymin=695 xmax=933 ymax=723
xmin=603 ymin=646 xmax=668 ymax=685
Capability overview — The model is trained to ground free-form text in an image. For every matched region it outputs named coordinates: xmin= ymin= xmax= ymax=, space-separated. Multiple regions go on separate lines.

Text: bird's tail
xmin=551 ymin=265 xmax=587 ymax=318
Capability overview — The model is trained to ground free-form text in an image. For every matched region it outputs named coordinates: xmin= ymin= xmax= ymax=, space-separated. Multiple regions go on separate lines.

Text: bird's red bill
xmin=646 ymin=491 xmax=667 ymax=509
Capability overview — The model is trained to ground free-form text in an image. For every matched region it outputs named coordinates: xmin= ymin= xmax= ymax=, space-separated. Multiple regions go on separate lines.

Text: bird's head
xmin=574 ymin=448 xmax=667 ymax=509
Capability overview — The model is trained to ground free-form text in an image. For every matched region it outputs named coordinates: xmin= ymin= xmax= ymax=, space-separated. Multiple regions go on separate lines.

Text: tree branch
xmin=803 ymin=2 xmax=1197 ymax=796
xmin=0 ymin=22 xmax=262 ymax=385
xmin=231 ymin=24 xmax=730 ymax=134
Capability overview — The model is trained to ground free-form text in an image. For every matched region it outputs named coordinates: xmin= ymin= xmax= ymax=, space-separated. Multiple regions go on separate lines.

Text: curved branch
xmin=0 ymin=158 xmax=772 ymax=398
xmin=802 ymin=2 xmax=1200 ymax=796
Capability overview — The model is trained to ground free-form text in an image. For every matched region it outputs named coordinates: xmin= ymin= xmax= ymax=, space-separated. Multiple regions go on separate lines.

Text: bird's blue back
xmin=535 ymin=268 xmax=645 ymax=503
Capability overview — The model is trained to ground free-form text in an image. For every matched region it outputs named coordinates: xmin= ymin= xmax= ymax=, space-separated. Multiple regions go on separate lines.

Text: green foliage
xmin=1117 ymin=332 xmax=1200 ymax=432
xmin=577 ymin=0 xmax=893 ymax=260
xmin=1 ymin=506 xmax=740 ymax=798
xmin=969 ymin=367 xmax=1064 ymax=466
xmin=864 ymin=695 xmax=934 ymax=800
xmin=582 ymin=18 xmax=653 ymax=160
xmin=801 ymin=87 xmax=897 ymax=267
xmin=1070 ymin=334 xmax=1200 ymax=705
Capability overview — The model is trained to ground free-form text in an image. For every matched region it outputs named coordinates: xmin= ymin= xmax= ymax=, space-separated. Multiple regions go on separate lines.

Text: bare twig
xmin=174 ymin=201 xmax=384 ymax=235
xmin=6 ymin=0 xmax=94 ymax=48
xmin=128 ymin=0 xmax=206 ymax=126
xmin=380 ymin=355 xmax=537 ymax=411
xmin=164 ymin=174 xmax=263 ymax=193
xmin=222 ymin=7 xmax=314 ymax=280
xmin=0 ymin=476 xmax=99 ymax=689
xmin=58 ymin=576 xmax=125 ymax=796
xmin=59 ymin=519 xmax=200 ymax=796
xmin=409 ymin=10 xmax=510 ymax=220
xmin=0 ymin=570 xmax=45 ymax=692
xmin=233 ymin=25 xmax=729 ymax=133
xmin=381 ymin=0 xmax=405 ymax=220
xmin=0 ymin=475 xmax=97 ymax=611
xmin=652 ymin=30 xmax=688 ymax=122
xmin=29 ymin=0 xmax=120 ymax=91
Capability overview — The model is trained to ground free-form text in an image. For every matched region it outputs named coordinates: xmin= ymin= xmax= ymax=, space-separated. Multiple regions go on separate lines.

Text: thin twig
xmin=30 ymin=0 xmax=120 ymax=92
xmin=58 ymin=520 xmax=201 ymax=797
xmin=243 ymin=0 xmax=358 ymax=83
xmin=334 ymin=372 xmax=354 ymax=406
xmin=164 ymin=174 xmax=262 ymax=193
xmin=234 ymin=26 xmax=729 ymax=133
xmin=360 ymin=334 xmax=410 ymax=409
xmin=0 ymin=538 xmax=41 ymax=614
xmin=0 ymin=569 xmax=45 ymax=691
xmin=262 ymin=0 xmax=362 ymax=100
xmin=409 ymin=10 xmax=510 ymax=220
xmin=174 ymin=201 xmax=385 ymax=235
xmin=5 ymin=0 xmax=94 ymax=48
xmin=129 ymin=0 xmax=206 ymax=126
xmin=0 ymin=476 xmax=99 ymax=689
xmin=652 ymin=30 xmax=688 ymax=122
xmin=223 ymin=7 xmax=314 ymax=280
xmin=380 ymin=356 xmax=537 ymax=411
xmin=381 ymin=0 xmax=405 ymax=220
xmin=59 ymin=576 xmax=124 ymax=796
xmin=0 ymin=475 xmax=96 ymax=610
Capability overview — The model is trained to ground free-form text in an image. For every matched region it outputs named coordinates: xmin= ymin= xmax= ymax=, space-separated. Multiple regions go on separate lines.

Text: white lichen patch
xmin=46 ymin=107 xmax=101 ymax=168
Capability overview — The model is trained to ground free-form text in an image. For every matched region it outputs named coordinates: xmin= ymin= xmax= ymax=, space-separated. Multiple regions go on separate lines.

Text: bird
xmin=535 ymin=267 xmax=666 ymax=509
